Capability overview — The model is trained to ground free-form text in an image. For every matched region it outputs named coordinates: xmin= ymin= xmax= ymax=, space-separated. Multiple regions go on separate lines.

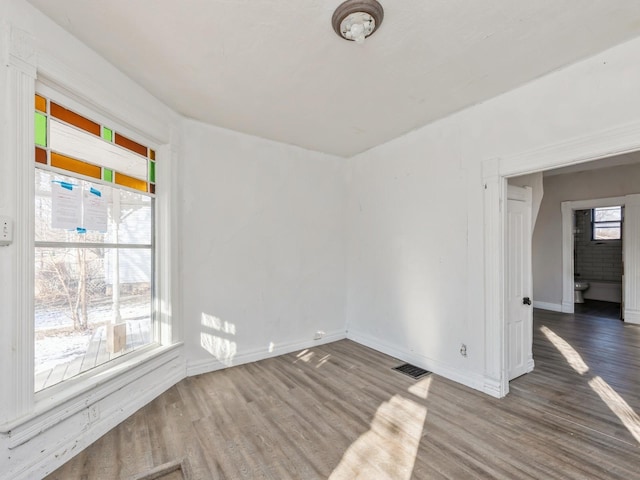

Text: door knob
xmin=523 ymin=297 xmax=532 ymax=305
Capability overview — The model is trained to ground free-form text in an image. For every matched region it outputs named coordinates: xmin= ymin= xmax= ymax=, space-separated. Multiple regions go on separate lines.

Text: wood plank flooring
xmin=574 ymin=299 xmax=621 ymax=320
xmin=46 ymin=310 xmax=640 ymax=479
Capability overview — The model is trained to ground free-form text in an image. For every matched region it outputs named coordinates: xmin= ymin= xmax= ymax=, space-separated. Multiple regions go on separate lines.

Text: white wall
xmin=533 ymin=162 xmax=640 ymax=306
xmin=347 ymin=35 xmax=640 ymax=391
xmin=182 ymin=119 xmax=347 ymax=374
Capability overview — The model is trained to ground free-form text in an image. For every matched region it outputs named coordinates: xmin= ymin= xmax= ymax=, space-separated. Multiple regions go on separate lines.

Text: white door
xmin=507 ymin=185 xmax=533 ymax=381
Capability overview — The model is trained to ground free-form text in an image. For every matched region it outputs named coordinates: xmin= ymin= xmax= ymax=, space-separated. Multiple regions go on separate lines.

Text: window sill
xmin=1 ymin=342 xmax=183 ymax=446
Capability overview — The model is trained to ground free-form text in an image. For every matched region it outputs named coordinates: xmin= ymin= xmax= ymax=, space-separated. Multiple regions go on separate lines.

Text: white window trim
xmin=1 ymin=24 xmax=180 ymax=432
xmin=591 ymin=206 xmax=622 ymax=241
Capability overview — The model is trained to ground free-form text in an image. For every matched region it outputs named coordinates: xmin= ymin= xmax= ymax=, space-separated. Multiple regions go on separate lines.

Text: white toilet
xmin=574 ymin=281 xmax=590 ymax=304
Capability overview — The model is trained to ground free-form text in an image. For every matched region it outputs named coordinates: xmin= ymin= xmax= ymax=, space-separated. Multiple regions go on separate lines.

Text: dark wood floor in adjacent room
xmin=47 ymin=308 xmax=640 ymax=479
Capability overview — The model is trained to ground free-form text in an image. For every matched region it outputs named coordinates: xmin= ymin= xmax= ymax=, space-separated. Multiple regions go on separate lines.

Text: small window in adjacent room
xmin=592 ymin=206 xmax=622 ymax=240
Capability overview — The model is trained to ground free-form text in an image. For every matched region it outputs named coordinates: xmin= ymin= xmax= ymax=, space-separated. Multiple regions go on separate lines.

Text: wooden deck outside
xmin=35 ymin=320 xmax=151 ymax=391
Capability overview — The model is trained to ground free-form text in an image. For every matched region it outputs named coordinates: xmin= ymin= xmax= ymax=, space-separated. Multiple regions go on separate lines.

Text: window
xmin=34 ymin=92 xmax=157 ymax=391
xmin=592 ymin=206 xmax=622 ymax=240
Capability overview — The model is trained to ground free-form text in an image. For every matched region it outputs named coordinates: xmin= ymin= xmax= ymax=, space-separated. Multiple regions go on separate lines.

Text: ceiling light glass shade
xmin=340 ymin=12 xmax=375 ymax=44
xmin=332 ymin=0 xmax=384 ymax=44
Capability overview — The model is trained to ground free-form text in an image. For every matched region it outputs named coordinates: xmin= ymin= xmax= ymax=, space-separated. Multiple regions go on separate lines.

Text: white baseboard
xmin=532 ymin=301 xmax=562 ymax=312
xmin=624 ymin=308 xmax=640 ymax=325
xmin=186 ymin=329 xmax=347 ymax=377
xmin=561 ymin=300 xmax=574 ymax=313
xmin=483 ymin=377 xmax=505 ymax=398
xmin=527 ymin=358 xmax=535 ymax=373
xmin=346 ymin=330 xmax=485 ymax=393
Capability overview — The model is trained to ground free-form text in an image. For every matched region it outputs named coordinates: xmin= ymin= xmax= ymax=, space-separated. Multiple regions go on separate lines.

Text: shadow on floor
xmin=574 ymin=299 xmax=621 ymax=320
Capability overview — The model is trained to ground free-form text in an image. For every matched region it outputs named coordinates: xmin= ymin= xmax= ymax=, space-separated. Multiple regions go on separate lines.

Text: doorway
xmin=561 ymin=196 xmax=624 ymax=319
xmin=482 ymin=124 xmax=640 ymax=398
xmin=561 ymin=196 xmax=633 ymax=319
xmin=501 ymin=172 xmax=640 ymax=397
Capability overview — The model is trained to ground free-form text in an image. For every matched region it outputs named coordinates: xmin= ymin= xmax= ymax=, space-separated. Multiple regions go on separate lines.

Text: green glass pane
xmin=35 ymin=112 xmax=47 ymax=147
xmin=103 ymin=168 xmax=113 ymax=182
xmin=102 ymin=127 xmax=113 ymax=142
xmin=149 ymin=161 xmax=155 ymax=183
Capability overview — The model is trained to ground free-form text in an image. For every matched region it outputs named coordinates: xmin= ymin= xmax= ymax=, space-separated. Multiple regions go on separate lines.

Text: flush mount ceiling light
xmin=332 ymin=0 xmax=384 ymax=44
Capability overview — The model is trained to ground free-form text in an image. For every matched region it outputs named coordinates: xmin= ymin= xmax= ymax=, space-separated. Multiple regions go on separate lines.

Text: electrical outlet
xmin=0 ymin=217 xmax=12 ymax=246
xmin=314 ymin=330 xmax=325 ymax=340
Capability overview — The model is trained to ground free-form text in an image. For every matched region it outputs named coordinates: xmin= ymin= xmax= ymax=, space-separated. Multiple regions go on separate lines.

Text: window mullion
xmin=35 ymin=241 xmax=152 ymax=249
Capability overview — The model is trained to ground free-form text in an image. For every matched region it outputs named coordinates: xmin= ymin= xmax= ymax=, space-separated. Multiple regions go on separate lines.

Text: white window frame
xmin=33 ymin=84 xmax=159 ymax=394
xmin=1 ymin=26 xmax=180 ymax=433
xmin=591 ymin=206 xmax=622 ymax=241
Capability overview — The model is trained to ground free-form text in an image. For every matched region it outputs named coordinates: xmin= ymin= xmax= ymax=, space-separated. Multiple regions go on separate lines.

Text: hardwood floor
xmin=46 ymin=311 xmax=640 ymax=479
xmin=574 ymin=299 xmax=621 ymax=320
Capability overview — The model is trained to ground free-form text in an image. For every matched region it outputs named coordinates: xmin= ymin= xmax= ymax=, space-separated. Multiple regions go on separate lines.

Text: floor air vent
xmin=393 ymin=363 xmax=431 ymax=379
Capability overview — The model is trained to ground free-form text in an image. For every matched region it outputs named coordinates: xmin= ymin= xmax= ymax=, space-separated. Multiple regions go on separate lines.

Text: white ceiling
xmin=27 ymin=0 xmax=640 ymax=157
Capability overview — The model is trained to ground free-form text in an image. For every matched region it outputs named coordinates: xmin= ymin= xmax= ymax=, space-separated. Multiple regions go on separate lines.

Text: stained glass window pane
xmin=115 ymin=133 xmax=147 ymax=157
xmin=51 ymin=102 xmax=101 ymax=136
xmin=149 ymin=161 xmax=156 ymax=183
xmin=35 ymin=112 xmax=47 ymax=147
xmin=102 ymin=127 xmax=113 ymax=142
xmin=35 ymin=147 xmax=48 ymax=165
xmin=35 ymin=94 xmax=47 ymax=113
xmin=115 ymin=172 xmax=148 ymax=192
xmin=51 ymin=152 xmax=101 ymax=179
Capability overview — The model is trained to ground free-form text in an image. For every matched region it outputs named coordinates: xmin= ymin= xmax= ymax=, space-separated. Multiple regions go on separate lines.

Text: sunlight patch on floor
xmin=589 ymin=375 xmax=640 ymax=444
xmin=316 ymin=354 xmax=331 ymax=368
xmin=540 ymin=325 xmax=589 ymax=374
xmin=408 ymin=376 xmax=432 ymax=399
xmin=295 ymin=350 xmax=315 ymax=363
xmin=329 ymin=377 xmax=431 ymax=479
xmin=542 ymin=324 xmax=640 ymax=445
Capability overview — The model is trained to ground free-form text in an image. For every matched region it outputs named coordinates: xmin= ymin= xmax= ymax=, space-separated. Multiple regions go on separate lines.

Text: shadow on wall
xmin=200 ymin=312 xmax=237 ymax=366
